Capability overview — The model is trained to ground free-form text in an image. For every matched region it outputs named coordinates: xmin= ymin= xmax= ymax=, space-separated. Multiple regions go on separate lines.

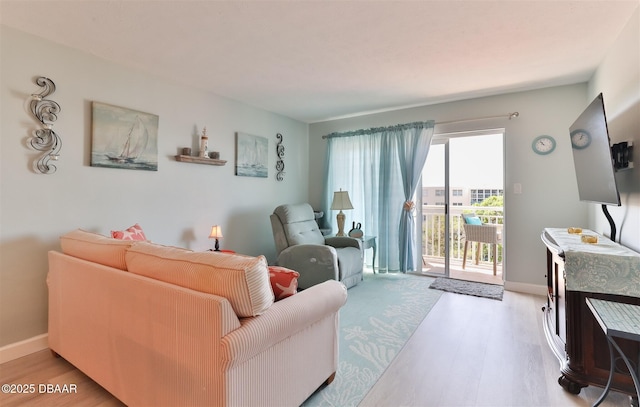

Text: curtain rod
xmin=322 ymin=112 xmax=519 ymax=139
xmin=435 ymin=111 xmax=519 ymax=126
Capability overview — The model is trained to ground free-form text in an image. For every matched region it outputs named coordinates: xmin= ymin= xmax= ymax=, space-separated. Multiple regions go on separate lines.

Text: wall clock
xmin=570 ymin=129 xmax=592 ymax=150
xmin=532 ymin=135 xmax=556 ymax=155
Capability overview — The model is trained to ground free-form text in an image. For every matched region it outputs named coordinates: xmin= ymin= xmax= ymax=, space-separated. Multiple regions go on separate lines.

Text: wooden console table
xmin=541 ymin=228 xmax=640 ymax=401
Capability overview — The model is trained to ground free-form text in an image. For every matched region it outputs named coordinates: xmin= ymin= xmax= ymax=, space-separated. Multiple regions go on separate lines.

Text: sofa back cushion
xmin=125 ymin=242 xmax=274 ymax=317
xmin=60 ymin=229 xmax=133 ymax=271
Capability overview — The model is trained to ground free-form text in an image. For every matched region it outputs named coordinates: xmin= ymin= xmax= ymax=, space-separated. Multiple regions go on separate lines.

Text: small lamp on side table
xmin=209 ymin=225 xmax=223 ymax=251
xmin=331 ymin=189 xmax=354 ymax=236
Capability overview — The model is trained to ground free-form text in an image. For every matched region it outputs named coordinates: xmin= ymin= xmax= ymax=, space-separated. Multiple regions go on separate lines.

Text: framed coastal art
xmin=91 ymin=102 xmax=159 ymax=171
xmin=235 ymin=132 xmax=268 ymax=178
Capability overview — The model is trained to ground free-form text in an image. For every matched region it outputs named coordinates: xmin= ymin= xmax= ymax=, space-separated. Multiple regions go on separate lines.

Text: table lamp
xmin=209 ymin=225 xmax=223 ymax=251
xmin=330 ymin=189 xmax=353 ymax=236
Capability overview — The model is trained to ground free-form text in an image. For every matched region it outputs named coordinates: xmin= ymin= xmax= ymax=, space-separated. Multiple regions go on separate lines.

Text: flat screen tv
xmin=569 ymin=93 xmax=621 ymax=240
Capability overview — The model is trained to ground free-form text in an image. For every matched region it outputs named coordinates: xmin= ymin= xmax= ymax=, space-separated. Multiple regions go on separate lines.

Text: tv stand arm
xmin=602 ymin=204 xmax=616 ymax=242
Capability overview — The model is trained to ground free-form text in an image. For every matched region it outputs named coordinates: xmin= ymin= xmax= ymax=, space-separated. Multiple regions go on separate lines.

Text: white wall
xmin=588 ymin=7 xmax=640 ymax=251
xmin=0 ymin=26 xmax=309 ymax=347
xmin=309 ymin=85 xmax=590 ymax=290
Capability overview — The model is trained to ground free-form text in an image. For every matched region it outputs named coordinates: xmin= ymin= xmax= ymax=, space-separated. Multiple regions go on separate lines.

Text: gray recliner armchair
xmin=270 ymin=203 xmax=363 ymax=289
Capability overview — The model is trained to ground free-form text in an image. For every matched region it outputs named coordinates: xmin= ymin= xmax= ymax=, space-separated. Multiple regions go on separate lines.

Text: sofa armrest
xmin=220 ymin=280 xmax=347 ymax=369
xmin=277 ymin=244 xmax=339 ymax=289
xmin=325 ymin=236 xmax=362 ymax=250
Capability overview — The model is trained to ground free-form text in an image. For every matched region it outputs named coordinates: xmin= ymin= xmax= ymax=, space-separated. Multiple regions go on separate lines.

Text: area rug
xmin=429 ymin=277 xmax=504 ymax=300
xmin=303 ymin=273 xmax=442 ymax=407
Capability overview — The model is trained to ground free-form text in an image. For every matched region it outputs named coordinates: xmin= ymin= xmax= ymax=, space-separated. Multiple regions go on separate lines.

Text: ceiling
xmin=1 ymin=1 xmax=638 ymax=123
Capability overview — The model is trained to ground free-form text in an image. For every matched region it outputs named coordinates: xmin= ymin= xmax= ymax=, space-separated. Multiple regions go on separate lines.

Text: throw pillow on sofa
xmin=111 ymin=223 xmax=147 ymax=241
xmin=125 ymin=241 xmax=274 ymax=317
xmin=268 ymin=266 xmax=299 ymax=300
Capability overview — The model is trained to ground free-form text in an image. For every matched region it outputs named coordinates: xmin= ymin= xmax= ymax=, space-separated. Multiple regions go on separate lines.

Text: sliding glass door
xmin=417 ymin=131 xmax=505 ymax=283
xmin=419 ymin=139 xmax=449 ymax=276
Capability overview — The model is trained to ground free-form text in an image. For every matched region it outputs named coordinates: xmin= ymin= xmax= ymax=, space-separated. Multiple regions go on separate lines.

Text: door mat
xmin=429 ymin=277 xmax=504 ymax=301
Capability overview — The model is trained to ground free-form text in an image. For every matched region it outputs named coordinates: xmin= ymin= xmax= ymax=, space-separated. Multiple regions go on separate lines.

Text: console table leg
xmin=558 ymin=375 xmax=584 ymax=395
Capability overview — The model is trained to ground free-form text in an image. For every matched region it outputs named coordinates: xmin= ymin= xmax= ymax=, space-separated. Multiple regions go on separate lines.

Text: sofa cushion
xmin=125 ymin=241 xmax=274 ymax=317
xmin=60 ymin=229 xmax=133 ymax=271
xmin=111 ymin=223 xmax=147 ymax=241
xmin=268 ymin=266 xmax=299 ymax=300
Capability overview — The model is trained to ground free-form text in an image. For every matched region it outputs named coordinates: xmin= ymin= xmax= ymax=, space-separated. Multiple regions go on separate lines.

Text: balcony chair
xmin=462 ymin=213 xmax=502 ymax=276
xmin=270 ymin=203 xmax=364 ymax=289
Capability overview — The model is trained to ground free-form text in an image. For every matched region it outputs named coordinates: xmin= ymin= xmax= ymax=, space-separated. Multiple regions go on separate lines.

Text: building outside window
xmin=471 ymin=188 xmax=503 ymax=204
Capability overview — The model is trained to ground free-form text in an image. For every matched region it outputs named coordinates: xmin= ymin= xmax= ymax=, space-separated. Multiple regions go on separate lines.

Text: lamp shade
xmin=330 ymin=190 xmax=354 ymax=211
xmin=209 ymin=225 xmax=223 ymax=239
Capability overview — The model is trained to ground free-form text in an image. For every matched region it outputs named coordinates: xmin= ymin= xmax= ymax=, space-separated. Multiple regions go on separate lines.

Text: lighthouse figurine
xmin=199 ymin=127 xmax=209 ymax=158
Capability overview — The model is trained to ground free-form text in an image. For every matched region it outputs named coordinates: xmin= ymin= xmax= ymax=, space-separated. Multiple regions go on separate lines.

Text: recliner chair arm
xmin=325 ymin=236 xmax=362 ymax=251
xmin=277 ymin=244 xmax=340 ymax=290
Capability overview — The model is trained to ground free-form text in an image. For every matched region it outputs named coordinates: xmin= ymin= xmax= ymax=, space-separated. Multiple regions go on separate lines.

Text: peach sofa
xmin=48 ymin=230 xmax=347 ymax=407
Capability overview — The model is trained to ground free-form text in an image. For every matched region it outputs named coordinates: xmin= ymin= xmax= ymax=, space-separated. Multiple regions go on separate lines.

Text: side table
xmin=359 ymin=235 xmax=377 ymax=272
xmin=586 ymin=298 xmax=640 ymax=407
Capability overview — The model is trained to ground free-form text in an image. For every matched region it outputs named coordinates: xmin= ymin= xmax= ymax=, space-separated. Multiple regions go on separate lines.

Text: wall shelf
xmin=175 ymin=155 xmax=227 ymax=166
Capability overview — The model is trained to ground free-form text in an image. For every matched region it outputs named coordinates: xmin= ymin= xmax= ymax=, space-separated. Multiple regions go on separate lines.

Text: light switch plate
xmin=514 ymin=183 xmax=522 ymax=194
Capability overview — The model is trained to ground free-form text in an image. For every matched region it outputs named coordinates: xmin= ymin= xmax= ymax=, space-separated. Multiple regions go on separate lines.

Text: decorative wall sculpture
xmin=29 ymin=77 xmax=62 ymax=174
xmin=276 ymin=133 xmax=285 ymax=181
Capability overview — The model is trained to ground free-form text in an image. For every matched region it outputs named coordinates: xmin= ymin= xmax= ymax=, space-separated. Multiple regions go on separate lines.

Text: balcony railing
xmin=422 ymin=205 xmax=503 ymax=267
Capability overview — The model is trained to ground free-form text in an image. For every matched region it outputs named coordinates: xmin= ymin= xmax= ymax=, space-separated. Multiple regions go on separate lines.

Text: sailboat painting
xmin=91 ymin=102 xmax=159 ymax=171
xmin=235 ymin=132 xmax=268 ymax=178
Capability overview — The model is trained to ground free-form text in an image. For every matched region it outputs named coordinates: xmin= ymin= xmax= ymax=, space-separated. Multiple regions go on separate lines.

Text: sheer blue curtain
xmin=397 ymin=123 xmax=435 ymax=271
xmin=322 ymin=121 xmax=434 ymax=272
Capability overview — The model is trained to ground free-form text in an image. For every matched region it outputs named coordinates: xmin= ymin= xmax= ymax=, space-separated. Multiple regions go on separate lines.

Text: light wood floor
xmin=360 ymin=290 xmax=630 ymax=407
xmin=0 ymin=290 xmax=631 ymax=407
xmin=0 ymin=349 xmax=125 ymax=407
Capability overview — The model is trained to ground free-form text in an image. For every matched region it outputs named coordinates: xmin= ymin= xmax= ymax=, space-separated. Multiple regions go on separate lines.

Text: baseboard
xmin=0 ymin=333 xmax=48 ymax=364
xmin=504 ymin=281 xmax=547 ymax=296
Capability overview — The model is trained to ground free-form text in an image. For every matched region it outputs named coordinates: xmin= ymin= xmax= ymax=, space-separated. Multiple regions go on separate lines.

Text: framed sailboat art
xmin=91 ymin=102 xmax=159 ymax=171
xmin=235 ymin=132 xmax=268 ymax=178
